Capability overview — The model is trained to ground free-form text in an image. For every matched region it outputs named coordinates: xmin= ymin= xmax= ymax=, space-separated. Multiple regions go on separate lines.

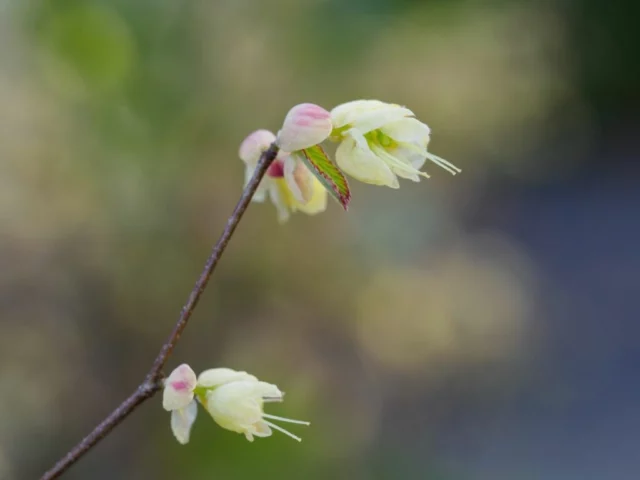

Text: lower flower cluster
xmin=163 ymin=364 xmax=309 ymax=444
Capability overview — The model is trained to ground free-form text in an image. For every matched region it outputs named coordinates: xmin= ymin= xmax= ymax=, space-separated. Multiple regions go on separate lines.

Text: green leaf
xmin=299 ymin=145 xmax=351 ymax=210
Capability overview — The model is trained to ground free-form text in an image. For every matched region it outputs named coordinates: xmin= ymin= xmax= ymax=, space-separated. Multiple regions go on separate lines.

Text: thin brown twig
xmin=41 ymin=144 xmax=279 ymax=480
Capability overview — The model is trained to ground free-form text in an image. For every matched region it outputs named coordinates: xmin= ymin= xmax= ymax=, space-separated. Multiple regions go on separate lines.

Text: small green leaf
xmin=299 ymin=145 xmax=351 ymax=210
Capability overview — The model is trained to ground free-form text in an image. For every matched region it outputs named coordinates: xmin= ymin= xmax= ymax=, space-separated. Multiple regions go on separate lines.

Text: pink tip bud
xmin=276 ymin=103 xmax=332 ymax=152
xmin=239 ymin=129 xmax=276 ymax=166
xmin=162 ymin=363 xmax=197 ymax=411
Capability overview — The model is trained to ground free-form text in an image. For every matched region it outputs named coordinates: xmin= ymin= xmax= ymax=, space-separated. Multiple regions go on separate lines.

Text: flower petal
xmin=245 ymin=165 xmax=269 ymax=202
xmin=277 ymin=103 xmax=332 ymax=152
xmin=252 ymin=381 xmax=284 ymax=400
xmin=331 ymin=100 xmax=414 ymax=134
xmin=163 ymin=364 xmax=197 ymax=411
xmin=252 ymin=420 xmax=273 ymax=438
xmin=205 ymin=382 xmax=263 ymax=434
xmin=239 ymin=129 xmax=276 ymax=166
xmin=380 ymin=117 xmax=431 ymax=147
xmin=331 ymin=100 xmax=386 ymax=127
xmin=170 ymin=399 xmax=198 ymax=445
xmin=283 ymin=155 xmax=314 ymax=204
xmin=197 ymin=368 xmax=258 ymax=388
xmin=336 ymin=130 xmax=399 ymax=188
xmin=294 ymin=177 xmax=328 ymax=215
xmin=205 ymin=381 xmax=283 ymax=433
xmin=268 ymin=180 xmax=293 ymax=223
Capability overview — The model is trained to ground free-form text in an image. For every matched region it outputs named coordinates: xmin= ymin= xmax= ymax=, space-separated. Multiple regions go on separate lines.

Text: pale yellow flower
xmin=330 ymin=100 xmax=460 ymax=188
xmin=204 ymin=379 xmax=310 ymax=442
xmin=239 ymin=129 xmax=327 ymax=223
xmin=163 ymin=366 xmax=309 ymax=444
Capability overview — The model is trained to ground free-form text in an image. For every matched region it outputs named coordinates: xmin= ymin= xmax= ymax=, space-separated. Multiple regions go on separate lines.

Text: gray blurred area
xmin=0 ymin=0 xmax=638 ymax=479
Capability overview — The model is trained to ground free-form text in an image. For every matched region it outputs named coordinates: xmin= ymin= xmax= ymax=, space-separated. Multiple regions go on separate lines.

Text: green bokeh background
xmin=1 ymin=0 xmax=638 ymax=479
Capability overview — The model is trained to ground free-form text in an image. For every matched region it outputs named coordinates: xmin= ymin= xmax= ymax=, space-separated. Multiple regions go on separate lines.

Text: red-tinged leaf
xmin=299 ymin=145 xmax=351 ymax=210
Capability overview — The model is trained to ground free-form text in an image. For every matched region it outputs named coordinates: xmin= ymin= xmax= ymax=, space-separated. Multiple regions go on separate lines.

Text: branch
xmin=41 ymin=144 xmax=279 ymax=480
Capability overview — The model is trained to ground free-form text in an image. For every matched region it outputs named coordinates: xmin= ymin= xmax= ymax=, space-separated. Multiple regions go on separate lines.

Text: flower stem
xmin=41 ymin=143 xmax=279 ymax=480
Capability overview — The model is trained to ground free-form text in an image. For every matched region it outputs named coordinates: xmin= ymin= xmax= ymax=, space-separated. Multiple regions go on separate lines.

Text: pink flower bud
xmin=239 ymin=129 xmax=276 ymax=166
xmin=276 ymin=103 xmax=332 ymax=152
xmin=163 ymin=364 xmax=197 ymax=411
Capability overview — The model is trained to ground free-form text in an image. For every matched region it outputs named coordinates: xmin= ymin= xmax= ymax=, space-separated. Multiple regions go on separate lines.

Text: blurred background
xmin=1 ymin=0 xmax=638 ymax=478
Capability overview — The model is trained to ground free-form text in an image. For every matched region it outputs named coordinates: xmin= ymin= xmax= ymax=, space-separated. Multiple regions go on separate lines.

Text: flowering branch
xmin=40 ymin=98 xmax=461 ymax=478
xmin=41 ymin=143 xmax=280 ymax=480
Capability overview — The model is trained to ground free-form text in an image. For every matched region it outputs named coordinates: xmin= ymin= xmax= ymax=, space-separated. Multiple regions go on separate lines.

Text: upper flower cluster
xmin=163 ymin=364 xmax=309 ymax=444
xmin=239 ymin=99 xmax=460 ymax=222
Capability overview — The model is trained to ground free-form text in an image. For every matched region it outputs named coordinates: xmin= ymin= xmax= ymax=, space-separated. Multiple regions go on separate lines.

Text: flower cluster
xmin=160 ymin=100 xmax=461 ymax=449
xmin=239 ymin=128 xmax=328 ymax=223
xmin=163 ymin=364 xmax=309 ymax=444
xmin=240 ymin=99 xmax=461 ymax=221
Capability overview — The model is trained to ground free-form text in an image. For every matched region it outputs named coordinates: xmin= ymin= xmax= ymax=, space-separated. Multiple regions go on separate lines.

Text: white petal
xmin=380 ymin=117 xmax=431 ymax=146
xmin=294 ymin=176 xmax=328 ymax=215
xmin=206 ymin=381 xmax=283 ymax=424
xmin=252 ymin=381 xmax=284 ymax=399
xmin=205 ymin=381 xmax=265 ymax=433
xmin=331 ymin=100 xmax=414 ymax=134
xmin=170 ymin=400 xmax=198 ymax=445
xmin=268 ymin=182 xmax=291 ymax=223
xmin=283 ymin=154 xmax=314 ymax=204
xmin=197 ymin=368 xmax=258 ymax=388
xmin=335 ymin=130 xmax=399 ymax=188
xmin=330 ymin=100 xmax=386 ymax=127
xmin=252 ymin=420 xmax=273 ymax=438
xmin=245 ymin=165 xmax=269 ymax=203
xmin=163 ymin=364 xmax=197 ymax=411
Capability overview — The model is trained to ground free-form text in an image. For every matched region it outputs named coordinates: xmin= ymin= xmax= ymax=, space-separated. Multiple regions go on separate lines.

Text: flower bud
xmin=276 ymin=103 xmax=332 ymax=152
xmin=163 ymin=364 xmax=197 ymax=411
xmin=163 ymin=364 xmax=199 ymax=445
xmin=239 ymin=129 xmax=276 ymax=166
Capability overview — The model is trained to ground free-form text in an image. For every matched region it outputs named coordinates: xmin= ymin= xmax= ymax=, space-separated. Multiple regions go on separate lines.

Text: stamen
xmin=262 ymin=396 xmax=284 ymax=403
xmin=263 ymin=413 xmax=311 ymax=425
xmin=263 ymin=420 xmax=303 ymax=442
xmin=425 ymin=153 xmax=461 ymax=175
xmin=399 ymin=143 xmax=460 ymax=175
xmin=372 ymin=145 xmax=430 ymax=178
